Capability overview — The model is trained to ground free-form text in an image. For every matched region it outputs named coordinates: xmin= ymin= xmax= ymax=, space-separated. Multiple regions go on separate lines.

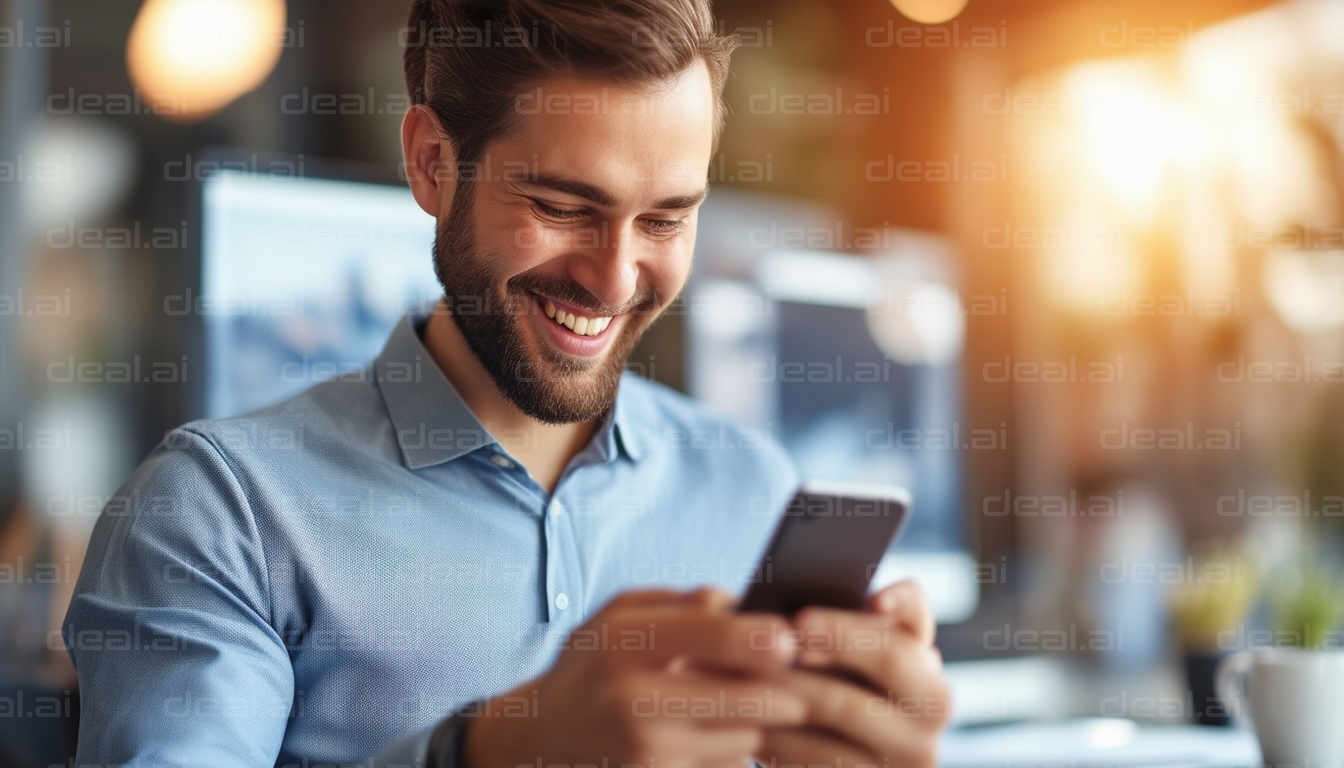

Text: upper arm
xmin=64 ymin=428 xmax=294 ymax=767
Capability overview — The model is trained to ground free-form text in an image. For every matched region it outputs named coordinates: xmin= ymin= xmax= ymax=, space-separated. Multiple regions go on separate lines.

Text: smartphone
xmin=738 ymin=480 xmax=911 ymax=615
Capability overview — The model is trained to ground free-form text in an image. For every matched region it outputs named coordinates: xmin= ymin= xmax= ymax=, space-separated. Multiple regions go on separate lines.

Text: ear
xmin=401 ymin=103 xmax=458 ymax=219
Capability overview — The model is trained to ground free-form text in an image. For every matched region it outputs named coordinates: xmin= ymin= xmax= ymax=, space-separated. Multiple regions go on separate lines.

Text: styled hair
xmin=403 ymin=0 xmax=737 ymax=165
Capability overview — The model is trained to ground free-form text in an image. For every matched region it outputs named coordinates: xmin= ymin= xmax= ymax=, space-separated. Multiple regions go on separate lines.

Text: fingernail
xmin=881 ymin=590 xmax=901 ymax=613
xmin=928 ymin=647 xmax=944 ymax=671
xmin=795 ymin=608 xmax=824 ymax=631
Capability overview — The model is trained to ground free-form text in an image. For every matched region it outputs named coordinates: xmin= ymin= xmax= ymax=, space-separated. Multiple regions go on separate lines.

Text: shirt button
xmin=555 ymin=593 xmax=569 ymax=611
xmin=490 ymin=454 xmax=514 ymax=470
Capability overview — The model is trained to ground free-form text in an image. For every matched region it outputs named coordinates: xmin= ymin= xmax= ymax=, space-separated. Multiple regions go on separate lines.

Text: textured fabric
xmin=64 ymin=310 xmax=797 ymax=767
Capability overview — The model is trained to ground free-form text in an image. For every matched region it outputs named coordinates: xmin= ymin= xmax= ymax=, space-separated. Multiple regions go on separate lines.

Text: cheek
xmin=646 ymin=242 xmax=694 ymax=302
xmin=483 ymin=216 xmax=565 ymax=274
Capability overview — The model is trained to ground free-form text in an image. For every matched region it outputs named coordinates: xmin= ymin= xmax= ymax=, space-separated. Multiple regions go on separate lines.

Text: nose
xmin=566 ymin=220 xmax=641 ymax=309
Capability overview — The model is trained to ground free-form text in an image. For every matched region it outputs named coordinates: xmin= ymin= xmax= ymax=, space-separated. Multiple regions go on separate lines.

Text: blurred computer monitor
xmin=688 ymin=190 xmax=979 ymax=622
xmin=197 ymin=157 xmax=440 ymax=418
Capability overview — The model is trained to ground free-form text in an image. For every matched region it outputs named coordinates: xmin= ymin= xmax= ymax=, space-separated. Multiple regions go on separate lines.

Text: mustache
xmin=506 ymin=271 xmax=662 ymax=317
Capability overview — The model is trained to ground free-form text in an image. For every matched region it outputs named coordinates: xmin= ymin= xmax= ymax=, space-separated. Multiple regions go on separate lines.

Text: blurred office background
xmin=3 ymin=0 xmax=1344 ymax=764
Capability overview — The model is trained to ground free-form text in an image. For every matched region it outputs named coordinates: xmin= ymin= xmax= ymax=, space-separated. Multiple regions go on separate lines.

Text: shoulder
xmin=177 ymin=373 xmax=391 ymax=462
xmin=617 ymin=373 xmax=797 ymax=484
xmin=106 ymin=374 xmax=396 ymax=535
xmin=85 ymin=376 xmax=390 ymax=577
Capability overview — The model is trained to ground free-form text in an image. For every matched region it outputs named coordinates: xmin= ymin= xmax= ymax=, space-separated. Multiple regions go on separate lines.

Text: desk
xmin=940 ymin=719 xmax=1261 ymax=768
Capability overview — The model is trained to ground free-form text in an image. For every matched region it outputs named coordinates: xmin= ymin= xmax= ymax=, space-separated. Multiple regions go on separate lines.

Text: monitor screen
xmin=774 ymin=300 xmax=963 ymax=551
xmin=199 ymin=169 xmax=440 ymax=418
xmin=687 ymin=234 xmax=969 ymax=550
xmin=686 ymin=241 xmax=978 ymax=621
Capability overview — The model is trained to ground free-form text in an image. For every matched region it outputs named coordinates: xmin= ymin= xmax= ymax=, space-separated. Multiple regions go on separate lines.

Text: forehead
xmin=496 ymin=63 xmax=716 ymax=204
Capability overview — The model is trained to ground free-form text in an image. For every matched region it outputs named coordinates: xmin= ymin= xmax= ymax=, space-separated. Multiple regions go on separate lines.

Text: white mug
xmin=1217 ymin=648 xmax=1344 ymax=768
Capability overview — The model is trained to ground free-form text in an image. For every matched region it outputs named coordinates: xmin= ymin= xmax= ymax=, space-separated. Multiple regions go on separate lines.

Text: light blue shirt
xmin=63 ymin=311 xmax=797 ymax=767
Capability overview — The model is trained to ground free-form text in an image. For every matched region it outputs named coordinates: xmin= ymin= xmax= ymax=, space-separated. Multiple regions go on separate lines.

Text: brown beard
xmin=431 ymin=182 xmax=662 ymax=424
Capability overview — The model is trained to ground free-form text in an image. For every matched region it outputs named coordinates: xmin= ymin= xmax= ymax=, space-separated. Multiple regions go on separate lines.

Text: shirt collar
xmin=611 ymin=379 xmax=643 ymax=462
xmin=375 ymin=310 xmax=643 ymax=470
xmin=375 ymin=312 xmax=493 ymax=470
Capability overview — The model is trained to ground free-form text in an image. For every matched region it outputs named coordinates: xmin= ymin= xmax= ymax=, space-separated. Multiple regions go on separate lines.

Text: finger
xmin=866 ymin=580 xmax=936 ymax=644
xmin=782 ymin=668 xmax=948 ymax=762
xmin=621 ymin=672 xmax=808 ymax=727
xmin=630 ymin=724 xmax=761 ymax=768
xmin=681 ymin=586 xmax=739 ymax=613
xmin=613 ymin=611 xmax=800 ymax=673
xmin=792 ymin=607 xmax=944 ymax=694
xmin=781 ymin=668 xmax=894 ymax=753
xmin=756 ymin=726 xmax=878 ymax=768
xmin=672 ymin=725 xmax=763 ymax=763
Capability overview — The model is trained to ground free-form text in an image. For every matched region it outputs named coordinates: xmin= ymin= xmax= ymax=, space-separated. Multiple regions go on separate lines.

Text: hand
xmin=464 ymin=588 xmax=808 ymax=768
xmin=756 ymin=580 xmax=952 ymax=768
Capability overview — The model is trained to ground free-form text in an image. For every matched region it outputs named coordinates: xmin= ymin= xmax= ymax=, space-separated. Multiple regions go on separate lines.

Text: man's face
xmin=432 ymin=63 xmax=715 ymax=424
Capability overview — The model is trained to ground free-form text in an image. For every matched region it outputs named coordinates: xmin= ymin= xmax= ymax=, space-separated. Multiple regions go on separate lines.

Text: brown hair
xmin=403 ymin=0 xmax=737 ymax=165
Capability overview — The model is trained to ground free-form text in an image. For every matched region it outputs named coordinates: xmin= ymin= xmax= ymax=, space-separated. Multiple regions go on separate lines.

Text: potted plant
xmin=1271 ymin=555 xmax=1344 ymax=650
xmin=1213 ymin=556 xmax=1344 ymax=767
xmin=1169 ymin=540 xmax=1258 ymax=725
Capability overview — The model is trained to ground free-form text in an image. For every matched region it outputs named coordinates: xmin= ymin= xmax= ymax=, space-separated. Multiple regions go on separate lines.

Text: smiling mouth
xmin=538 ymin=295 xmax=614 ymax=337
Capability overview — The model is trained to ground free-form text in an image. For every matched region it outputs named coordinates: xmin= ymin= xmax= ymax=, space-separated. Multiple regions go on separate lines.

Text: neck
xmin=420 ymin=301 xmax=598 ymax=492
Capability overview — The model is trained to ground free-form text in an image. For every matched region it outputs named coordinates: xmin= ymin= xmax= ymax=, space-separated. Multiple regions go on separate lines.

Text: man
xmin=64 ymin=1 xmax=951 ymax=766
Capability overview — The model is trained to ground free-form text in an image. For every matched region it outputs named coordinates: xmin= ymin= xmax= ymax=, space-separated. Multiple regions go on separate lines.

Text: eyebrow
xmin=520 ymin=173 xmax=709 ymax=211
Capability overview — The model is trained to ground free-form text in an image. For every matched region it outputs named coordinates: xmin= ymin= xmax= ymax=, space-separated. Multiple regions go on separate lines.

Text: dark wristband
xmin=426 ymin=703 xmax=481 ymax=768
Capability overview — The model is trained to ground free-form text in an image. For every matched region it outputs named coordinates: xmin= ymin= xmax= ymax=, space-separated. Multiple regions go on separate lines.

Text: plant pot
xmin=1184 ymin=653 xmax=1232 ymax=726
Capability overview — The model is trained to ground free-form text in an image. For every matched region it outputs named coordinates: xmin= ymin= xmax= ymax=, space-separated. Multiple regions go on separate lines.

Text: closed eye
xmin=531 ymin=199 xmax=587 ymax=221
xmin=531 ymin=196 xmax=686 ymax=236
xmin=640 ymin=217 xmax=685 ymax=235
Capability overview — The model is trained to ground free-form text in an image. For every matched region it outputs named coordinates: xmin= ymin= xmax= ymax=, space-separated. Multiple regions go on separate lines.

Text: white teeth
xmin=540 ymin=296 xmax=613 ymax=336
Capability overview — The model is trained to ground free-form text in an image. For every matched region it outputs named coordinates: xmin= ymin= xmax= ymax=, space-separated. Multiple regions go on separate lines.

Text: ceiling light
xmin=126 ymin=0 xmax=286 ymax=124
xmin=891 ymin=0 xmax=970 ymax=25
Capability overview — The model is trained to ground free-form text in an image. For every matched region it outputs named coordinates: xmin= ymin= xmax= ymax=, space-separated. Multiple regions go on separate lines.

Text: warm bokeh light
xmin=1018 ymin=6 xmax=1344 ymax=324
xmin=126 ymin=0 xmax=286 ymax=124
xmin=890 ymin=0 xmax=970 ymax=26
xmin=1065 ymin=61 xmax=1207 ymax=220
xmin=1041 ymin=206 xmax=1144 ymax=316
xmin=1263 ymin=250 xmax=1344 ymax=334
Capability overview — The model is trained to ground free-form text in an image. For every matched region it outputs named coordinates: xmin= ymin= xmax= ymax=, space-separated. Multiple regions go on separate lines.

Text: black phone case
xmin=738 ymin=484 xmax=910 ymax=615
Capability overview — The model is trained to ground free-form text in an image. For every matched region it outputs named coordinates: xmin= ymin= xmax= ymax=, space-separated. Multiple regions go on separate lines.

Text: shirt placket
xmin=542 ymin=493 xmax=587 ymax=624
